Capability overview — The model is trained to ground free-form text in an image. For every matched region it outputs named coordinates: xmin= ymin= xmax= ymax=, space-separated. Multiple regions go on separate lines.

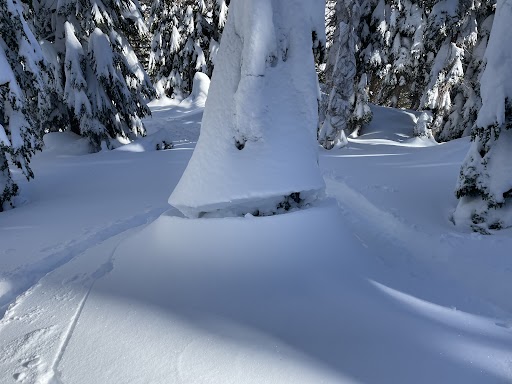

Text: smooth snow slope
xmin=0 ymin=102 xmax=511 ymax=383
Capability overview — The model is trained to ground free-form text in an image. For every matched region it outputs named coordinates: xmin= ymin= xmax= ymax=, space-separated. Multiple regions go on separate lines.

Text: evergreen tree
xmin=432 ymin=1 xmax=496 ymax=140
xmin=0 ymin=0 xmax=49 ymax=210
xmin=324 ymin=0 xmax=337 ymax=49
xmin=33 ymin=0 xmax=155 ymax=150
xmin=454 ymin=0 xmax=511 ymax=232
xmin=358 ymin=0 xmax=426 ymax=109
xmin=420 ymin=0 xmax=495 ymax=140
xmin=355 ymin=0 xmax=495 ymax=140
xmin=148 ymin=0 xmax=227 ymax=98
xmin=319 ymin=0 xmax=371 ymax=149
xmin=129 ymin=0 xmax=152 ymax=68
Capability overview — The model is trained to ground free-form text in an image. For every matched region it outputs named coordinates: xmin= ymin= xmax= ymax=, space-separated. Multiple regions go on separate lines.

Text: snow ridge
xmin=326 ymin=175 xmax=512 ymax=317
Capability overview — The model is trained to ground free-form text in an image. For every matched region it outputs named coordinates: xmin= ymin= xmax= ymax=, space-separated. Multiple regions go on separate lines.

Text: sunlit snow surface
xmin=0 ymin=103 xmax=511 ymax=383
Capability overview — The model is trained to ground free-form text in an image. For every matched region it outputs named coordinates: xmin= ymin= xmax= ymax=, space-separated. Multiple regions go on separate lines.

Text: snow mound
xmin=178 ymin=72 xmax=210 ymax=108
xmin=42 ymin=132 xmax=91 ymax=156
xmin=147 ymin=95 xmax=184 ymax=108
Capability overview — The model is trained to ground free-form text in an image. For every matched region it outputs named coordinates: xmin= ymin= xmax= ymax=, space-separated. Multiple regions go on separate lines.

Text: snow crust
xmin=56 ymin=203 xmax=358 ymax=384
xmin=169 ymin=0 xmax=325 ymax=217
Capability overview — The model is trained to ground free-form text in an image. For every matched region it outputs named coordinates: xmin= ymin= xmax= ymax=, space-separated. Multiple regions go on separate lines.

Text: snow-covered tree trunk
xmin=453 ymin=0 xmax=512 ymax=233
xmin=0 ymin=0 xmax=49 ymax=210
xmin=169 ymin=0 xmax=326 ymax=218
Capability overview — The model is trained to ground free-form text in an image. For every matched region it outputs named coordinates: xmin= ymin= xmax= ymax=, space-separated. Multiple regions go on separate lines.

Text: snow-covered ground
xmin=0 ymin=102 xmax=511 ymax=383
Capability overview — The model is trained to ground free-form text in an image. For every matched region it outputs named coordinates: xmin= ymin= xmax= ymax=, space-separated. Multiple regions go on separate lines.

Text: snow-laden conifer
xmin=354 ymin=0 xmax=495 ymax=141
xmin=454 ymin=0 xmax=512 ymax=232
xmin=419 ymin=0 xmax=494 ymax=140
xmin=148 ymin=0 xmax=227 ymax=98
xmin=357 ymin=0 xmax=426 ymax=109
xmin=0 ymin=0 xmax=49 ymax=210
xmin=34 ymin=0 xmax=154 ymax=150
xmin=433 ymin=2 xmax=496 ymax=140
xmin=319 ymin=0 xmax=372 ymax=149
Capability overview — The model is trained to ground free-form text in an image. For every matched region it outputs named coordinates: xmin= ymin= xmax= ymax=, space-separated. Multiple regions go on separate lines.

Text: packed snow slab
xmin=56 ymin=202 xmax=512 ymax=383
xmin=169 ymin=0 xmax=326 ymax=217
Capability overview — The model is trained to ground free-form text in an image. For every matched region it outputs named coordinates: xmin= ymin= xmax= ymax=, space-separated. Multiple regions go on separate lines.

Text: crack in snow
xmin=43 ymin=286 xmax=92 ymax=384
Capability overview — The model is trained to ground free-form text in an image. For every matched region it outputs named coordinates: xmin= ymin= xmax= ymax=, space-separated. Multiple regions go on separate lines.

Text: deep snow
xmin=0 ymin=102 xmax=511 ymax=383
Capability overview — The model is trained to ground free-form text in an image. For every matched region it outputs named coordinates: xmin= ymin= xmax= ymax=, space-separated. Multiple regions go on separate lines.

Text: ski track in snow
xmin=0 ymin=206 xmax=167 ymax=319
xmin=0 ymin=207 xmax=166 ymax=384
xmin=44 ymin=240 xmax=121 ymax=384
xmin=325 ymin=175 xmax=434 ymax=256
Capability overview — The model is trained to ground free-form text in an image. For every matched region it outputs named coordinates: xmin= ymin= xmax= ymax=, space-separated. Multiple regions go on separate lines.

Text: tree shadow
xmin=66 ymin=209 xmax=512 ymax=383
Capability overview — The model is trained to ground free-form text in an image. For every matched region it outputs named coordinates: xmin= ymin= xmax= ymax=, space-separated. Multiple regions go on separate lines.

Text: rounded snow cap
xmin=183 ymin=72 xmax=210 ymax=106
